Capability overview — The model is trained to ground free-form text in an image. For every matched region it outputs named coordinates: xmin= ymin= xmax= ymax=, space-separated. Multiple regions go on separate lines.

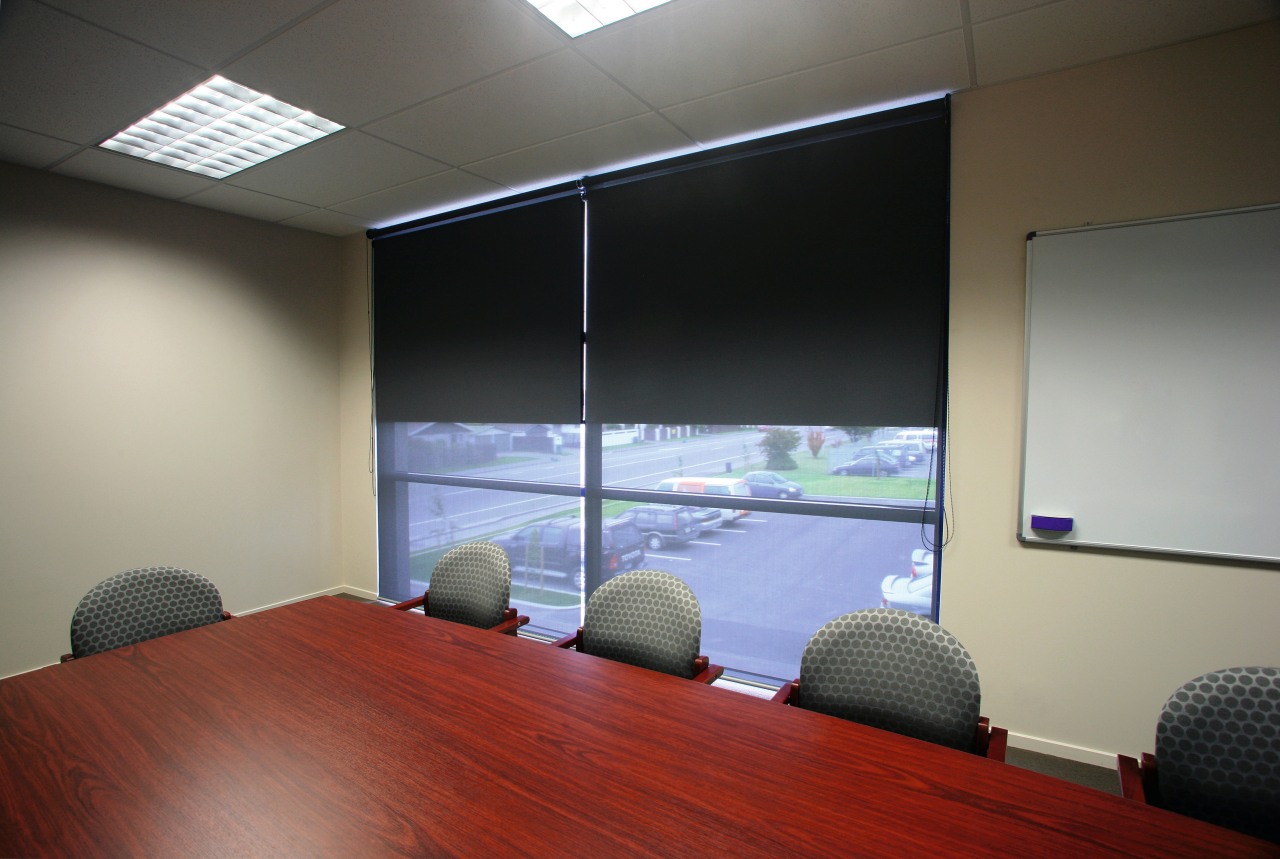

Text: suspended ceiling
xmin=0 ymin=0 xmax=1275 ymax=236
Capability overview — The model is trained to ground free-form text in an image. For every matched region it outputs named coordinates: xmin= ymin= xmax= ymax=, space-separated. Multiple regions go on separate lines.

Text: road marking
xmin=710 ymin=528 xmax=746 ymax=534
xmin=646 ymin=553 xmax=690 ymax=561
xmin=690 ymin=540 xmax=721 ymax=547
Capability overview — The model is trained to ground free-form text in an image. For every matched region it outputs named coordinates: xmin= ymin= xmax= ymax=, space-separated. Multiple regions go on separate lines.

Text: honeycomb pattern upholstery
xmin=794 ymin=607 xmax=982 ymax=752
xmin=70 ymin=566 xmax=226 ymax=658
xmin=1153 ymin=666 xmax=1279 ymax=843
xmin=581 ymin=570 xmax=703 ymax=679
xmin=426 ymin=542 xmax=513 ymax=629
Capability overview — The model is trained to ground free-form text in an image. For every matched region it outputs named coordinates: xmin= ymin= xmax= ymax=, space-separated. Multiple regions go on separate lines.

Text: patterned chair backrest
xmin=1154 ymin=665 xmax=1279 ymax=843
xmin=70 ymin=566 xmax=226 ymax=658
xmin=428 ymin=542 xmax=512 ymax=629
xmin=795 ymin=607 xmax=982 ymax=752
xmin=581 ymin=570 xmax=702 ymax=679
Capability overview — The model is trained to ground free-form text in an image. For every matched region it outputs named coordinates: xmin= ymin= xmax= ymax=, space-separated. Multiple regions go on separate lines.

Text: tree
xmin=758 ymin=427 xmax=802 ymax=470
xmin=838 ymin=426 xmax=877 ymax=443
xmin=806 ymin=428 xmax=825 ymax=458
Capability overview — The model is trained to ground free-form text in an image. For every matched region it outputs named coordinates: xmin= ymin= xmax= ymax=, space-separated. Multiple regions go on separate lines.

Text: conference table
xmin=0 ymin=597 xmax=1273 ymax=857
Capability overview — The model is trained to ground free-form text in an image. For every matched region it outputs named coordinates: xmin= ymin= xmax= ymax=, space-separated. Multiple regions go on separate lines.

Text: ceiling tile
xmin=466 ymin=113 xmax=696 ymax=188
xmin=40 ymin=0 xmax=333 ymax=69
xmin=0 ymin=125 xmax=81 ymax=168
xmin=280 ymin=208 xmax=373 ymax=236
xmin=367 ymin=49 xmax=650 ymax=165
xmin=0 ymin=1 xmax=206 ymax=143
xmin=577 ymin=0 xmax=962 ymax=108
xmin=221 ymin=0 xmax=563 ymax=128
xmin=967 ymin=0 xmax=1059 ymax=24
xmin=973 ymin=0 xmax=1280 ymax=85
xmin=225 ymin=131 xmax=450 ymax=207
xmin=51 ymin=148 xmax=218 ymax=199
xmin=331 ymin=169 xmax=509 ymax=226
xmin=180 ymin=184 xmax=317 ymax=223
xmin=661 ymin=32 xmax=968 ymax=145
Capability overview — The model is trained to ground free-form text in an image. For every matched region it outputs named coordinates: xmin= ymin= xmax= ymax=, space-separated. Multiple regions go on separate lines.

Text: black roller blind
xmin=585 ymin=101 xmax=948 ymax=426
xmin=372 ymin=195 xmax=584 ymax=424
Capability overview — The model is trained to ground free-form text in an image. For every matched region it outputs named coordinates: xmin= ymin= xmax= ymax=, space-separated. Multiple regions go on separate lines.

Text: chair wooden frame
xmin=771 ymin=679 xmax=1009 ymax=761
xmin=553 ymin=627 xmax=724 ymax=684
xmin=391 ymin=594 xmax=529 ymax=636
xmin=1116 ymin=752 xmax=1159 ymax=805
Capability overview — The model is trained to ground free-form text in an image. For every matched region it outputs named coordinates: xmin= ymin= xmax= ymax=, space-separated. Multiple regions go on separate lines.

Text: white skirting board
xmin=234 ymin=585 xmax=379 ymax=616
xmin=1008 ymin=731 xmax=1117 ymax=770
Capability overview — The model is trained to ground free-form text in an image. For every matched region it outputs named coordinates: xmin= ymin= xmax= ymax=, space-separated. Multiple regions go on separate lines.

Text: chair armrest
xmin=987 ymin=725 xmax=1008 ymax=762
xmin=390 ymin=595 xmax=426 ymax=612
xmin=771 ymin=680 xmax=799 ymax=704
xmin=552 ymin=628 xmax=583 ymax=650
xmin=1118 ymin=752 xmax=1157 ymax=803
xmin=691 ymin=656 xmax=724 ymax=685
xmin=974 ymin=716 xmax=1008 ymax=761
xmin=491 ymin=609 xmax=530 ymax=636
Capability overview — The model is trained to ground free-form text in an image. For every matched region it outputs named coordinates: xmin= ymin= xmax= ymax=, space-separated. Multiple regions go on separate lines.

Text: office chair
xmin=553 ymin=569 xmax=723 ymax=683
xmin=1117 ymin=666 xmax=1278 ymax=843
xmin=63 ymin=566 xmax=232 ymax=661
xmin=392 ymin=541 xmax=529 ymax=635
xmin=772 ymin=607 xmax=1007 ymax=759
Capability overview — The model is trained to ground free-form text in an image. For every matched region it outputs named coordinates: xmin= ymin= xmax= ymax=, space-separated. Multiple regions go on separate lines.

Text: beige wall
xmin=0 ymin=163 xmax=348 ymax=677
xmin=946 ymin=21 xmax=1280 ymax=762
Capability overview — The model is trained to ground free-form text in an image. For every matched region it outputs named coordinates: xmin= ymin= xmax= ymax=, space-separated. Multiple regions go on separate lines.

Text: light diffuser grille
xmin=526 ymin=0 xmax=674 ymax=38
xmin=100 ymin=76 xmax=343 ymax=179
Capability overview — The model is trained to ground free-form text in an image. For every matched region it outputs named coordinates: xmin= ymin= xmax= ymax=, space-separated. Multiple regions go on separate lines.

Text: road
xmin=406 ymin=428 xmax=937 ymax=547
xmin=406 ymin=430 xmax=768 ymax=547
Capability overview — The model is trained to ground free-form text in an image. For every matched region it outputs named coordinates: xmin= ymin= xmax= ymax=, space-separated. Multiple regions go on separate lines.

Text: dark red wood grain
xmin=1 ymin=596 xmax=1275 ymax=857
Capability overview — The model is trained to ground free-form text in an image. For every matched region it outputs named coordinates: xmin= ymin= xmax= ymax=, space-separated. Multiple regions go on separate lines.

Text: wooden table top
xmin=1 ymin=596 xmax=1274 ymax=857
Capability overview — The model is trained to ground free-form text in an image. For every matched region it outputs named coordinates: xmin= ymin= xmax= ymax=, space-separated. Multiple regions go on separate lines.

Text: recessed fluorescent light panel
xmin=527 ymin=0 xmax=675 ymax=37
xmin=100 ymin=75 xmax=343 ymax=179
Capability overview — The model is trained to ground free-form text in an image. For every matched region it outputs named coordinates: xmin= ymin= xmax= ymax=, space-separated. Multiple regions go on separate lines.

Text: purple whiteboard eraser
xmin=1031 ymin=515 xmax=1073 ymax=532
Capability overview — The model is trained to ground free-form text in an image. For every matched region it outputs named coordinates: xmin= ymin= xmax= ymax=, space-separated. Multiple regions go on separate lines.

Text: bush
xmin=758 ymin=428 xmax=801 ymax=471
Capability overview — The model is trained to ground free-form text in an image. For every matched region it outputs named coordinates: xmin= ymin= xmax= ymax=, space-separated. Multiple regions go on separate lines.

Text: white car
xmin=894 ymin=429 xmax=937 ymax=451
xmin=880 ymin=549 xmax=934 ymax=614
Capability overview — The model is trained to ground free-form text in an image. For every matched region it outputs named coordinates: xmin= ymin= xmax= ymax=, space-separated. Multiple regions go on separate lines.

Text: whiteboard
xmin=1019 ymin=204 xmax=1280 ymax=562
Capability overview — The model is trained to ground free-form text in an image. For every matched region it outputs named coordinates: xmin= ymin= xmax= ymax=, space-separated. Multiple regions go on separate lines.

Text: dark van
xmin=616 ymin=504 xmax=701 ymax=550
xmin=494 ymin=517 xmax=645 ymax=582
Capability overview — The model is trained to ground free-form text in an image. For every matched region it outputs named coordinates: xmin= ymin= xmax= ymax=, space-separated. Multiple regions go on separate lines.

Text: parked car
xmin=894 ymin=429 xmax=937 ymax=451
xmin=688 ymin=506 xmax=724 ymax=533
xmin=829 ymin=452 xmax=900 ymax=476
xmin=880 ymin=549 xmax=934 ymax=613
xmin=654 ymin=476 xmax=752 ymax=521
xmin=616 ymin=504 xmax=701 ymax=550
xmin=854 ymin=444 xmax=905 ymax=467
xmin=494 ymin=517 xmax=645 ymax=582
xmin=743 ymin=470 xmax=804 ymax=499
xmin=876 ymin=440 xmax=926 ymax=465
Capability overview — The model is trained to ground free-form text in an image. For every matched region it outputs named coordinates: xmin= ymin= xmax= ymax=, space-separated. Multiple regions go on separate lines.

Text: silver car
xmin=880 ymin=549 xmax=934 ymax=614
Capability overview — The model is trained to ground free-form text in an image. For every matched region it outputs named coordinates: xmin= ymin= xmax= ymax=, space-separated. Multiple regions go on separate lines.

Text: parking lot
xmin=406 ymin=428 xmax=938 ymax=681
xmin=626 ymin=512 xmax=926 ymax=680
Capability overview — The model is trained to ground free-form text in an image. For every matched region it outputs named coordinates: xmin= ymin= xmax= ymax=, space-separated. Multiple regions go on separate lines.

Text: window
xmin=372 ymin=99 xmax=949 ymax=684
